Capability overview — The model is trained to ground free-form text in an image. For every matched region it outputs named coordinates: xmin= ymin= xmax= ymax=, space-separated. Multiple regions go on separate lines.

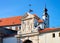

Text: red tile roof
xmin=34 ymin=14 xmax=43 ymax=23
xmin=38 ymin=19 xmax=43 ymax=23
xmin=0 ymin=16 xmax=22 ymax=26
xmin=34 ymin=14 xmax=40 ymax=20
xmin=39 ymin=28 xmax=60 ymax=33
xmin=0 ymin=14 xmax=43 ymax=26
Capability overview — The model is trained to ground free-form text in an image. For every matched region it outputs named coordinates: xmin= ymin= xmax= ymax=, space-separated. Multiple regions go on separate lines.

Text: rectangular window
xmin=19 ymin=26 xmax=21 ymax=30
xmin=53 ymin=33 xmax=55 ymax=38
xmin=16 ymin=26 xmax=18 ymax=30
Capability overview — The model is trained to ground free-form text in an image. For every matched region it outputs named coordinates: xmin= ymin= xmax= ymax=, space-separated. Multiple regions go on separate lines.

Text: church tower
xmin=42 ymin=7 xmax=49 ymax=28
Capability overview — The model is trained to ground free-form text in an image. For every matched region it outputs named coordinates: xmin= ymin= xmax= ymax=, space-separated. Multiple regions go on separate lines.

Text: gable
xmin=22 ymin=12 xmax=34 ymax=20
xmin=22 ymin=12 xmax=43 ymax=23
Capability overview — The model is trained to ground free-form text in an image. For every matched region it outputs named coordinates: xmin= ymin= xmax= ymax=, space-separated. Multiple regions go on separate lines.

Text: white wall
xmin=39 ymin=31 xmax=60 ymax=43
xmin=5 ymin=25 xmax=21 ymax=30
xmin=3 ymin=31 xmax=60 ymax=43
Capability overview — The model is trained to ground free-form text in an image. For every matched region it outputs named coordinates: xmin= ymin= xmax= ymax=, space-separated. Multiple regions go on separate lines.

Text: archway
xmin=23 ymin=39 xmax=32 ymax=43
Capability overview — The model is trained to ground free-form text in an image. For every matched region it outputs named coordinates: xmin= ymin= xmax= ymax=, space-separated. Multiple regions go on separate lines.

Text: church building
xmin=0 ymin=7 xmax=59 ymax=43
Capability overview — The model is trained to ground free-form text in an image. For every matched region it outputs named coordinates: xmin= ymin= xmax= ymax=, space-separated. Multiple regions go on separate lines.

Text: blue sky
xmin=0 ymin=0 xmax=60 ymax=28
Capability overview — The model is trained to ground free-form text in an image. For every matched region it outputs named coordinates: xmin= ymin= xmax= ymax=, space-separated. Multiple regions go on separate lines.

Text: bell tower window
xmin=46 ymin=15 xmax=47 ymax=17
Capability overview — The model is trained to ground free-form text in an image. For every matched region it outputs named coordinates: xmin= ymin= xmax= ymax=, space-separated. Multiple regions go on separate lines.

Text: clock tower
xmin=42 ymin=7 xmax=49 ymax=28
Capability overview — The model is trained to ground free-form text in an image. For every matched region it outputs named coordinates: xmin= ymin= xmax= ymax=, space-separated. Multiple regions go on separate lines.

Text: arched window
xmin=23 ymin=40 xmax=32 ymax=43
xmin=59 ymin=33 xmax=60 ymax=37
xmin=19 ymin=26 xmax=21 ymax=29
xmin=52 ymin=33 xmax=55 ymax=38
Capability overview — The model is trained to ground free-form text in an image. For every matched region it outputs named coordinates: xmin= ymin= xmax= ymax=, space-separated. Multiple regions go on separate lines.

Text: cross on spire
xmin=29 ymin=4 xmax=33 ymax=13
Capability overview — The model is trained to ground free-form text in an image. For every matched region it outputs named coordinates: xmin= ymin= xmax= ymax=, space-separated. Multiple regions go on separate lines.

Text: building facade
xmin=0 ymin=7 xmax=60 ymax=43
xmin=15 ymin=10 xmax=60 ymax=43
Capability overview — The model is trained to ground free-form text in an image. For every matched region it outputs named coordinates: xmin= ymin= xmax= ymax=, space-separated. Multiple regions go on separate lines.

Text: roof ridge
xmin=0 ymin=16 xmax=22 ymax=19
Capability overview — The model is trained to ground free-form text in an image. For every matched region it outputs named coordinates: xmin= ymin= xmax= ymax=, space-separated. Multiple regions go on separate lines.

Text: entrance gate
xmin=23 ymin=40 xmax=32 ymax=43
